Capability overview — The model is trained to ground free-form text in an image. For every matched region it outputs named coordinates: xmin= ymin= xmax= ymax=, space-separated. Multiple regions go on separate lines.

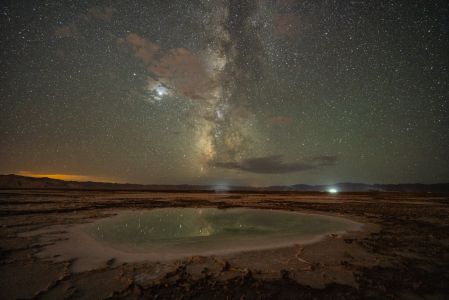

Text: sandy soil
xmin=0 ymin=190 xmax=448 ymax=299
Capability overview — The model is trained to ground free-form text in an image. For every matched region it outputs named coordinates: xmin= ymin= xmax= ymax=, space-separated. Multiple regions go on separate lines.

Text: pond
xmin=86 ymin=208 xmax=361 ymax=256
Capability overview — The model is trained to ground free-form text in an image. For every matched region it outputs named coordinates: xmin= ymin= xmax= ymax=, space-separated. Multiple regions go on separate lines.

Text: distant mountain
xmin=0 ymin=174 xmax=144 ymax=190
xmin=1 ymin=174 xmax=448 ymax=193
xmin=0 ymin=174 xmax=240 ymax=191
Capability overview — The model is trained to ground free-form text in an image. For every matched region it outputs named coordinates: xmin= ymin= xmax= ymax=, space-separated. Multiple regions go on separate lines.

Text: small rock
xmin=241 ymin=269 xmax=252 ymax=281
xmin=280 ymin=269 xmax=290 ymax=280
xmin=221 ymin=261 xmax=230 ymax=272
xmin=132 ymin=284 xmax=142 ymax=296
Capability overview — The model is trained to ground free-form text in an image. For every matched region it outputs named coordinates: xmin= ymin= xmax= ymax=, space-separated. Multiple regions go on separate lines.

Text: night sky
xmin=1 ymin=0 xmax=448 ymax=186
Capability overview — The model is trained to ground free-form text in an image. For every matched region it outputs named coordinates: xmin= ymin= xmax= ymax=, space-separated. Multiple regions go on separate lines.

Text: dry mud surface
xmin=0 ymin=190 xmax=448 ymax=299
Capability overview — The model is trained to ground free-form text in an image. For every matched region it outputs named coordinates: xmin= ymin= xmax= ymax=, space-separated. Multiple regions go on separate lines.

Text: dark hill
xmin=1 ymin=174 xmax=448 ymax=193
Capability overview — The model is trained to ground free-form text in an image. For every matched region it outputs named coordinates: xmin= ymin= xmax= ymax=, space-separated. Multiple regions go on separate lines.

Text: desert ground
xmin=1 ymin=190 xmax=448 ymax=299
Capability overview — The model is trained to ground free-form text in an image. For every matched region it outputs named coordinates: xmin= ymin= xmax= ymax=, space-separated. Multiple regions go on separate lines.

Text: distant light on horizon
xmin=328 ymin=188 xmax=338 ymax=194
xmin=214 ymin=182 xmax=230 ymax=192
xmin=15 ymin=171 xmax=117 ymax=183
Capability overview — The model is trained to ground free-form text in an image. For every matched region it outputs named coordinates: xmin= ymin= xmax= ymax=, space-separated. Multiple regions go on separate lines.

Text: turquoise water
xmin=87 ymin=208 xmax=359 ymax=255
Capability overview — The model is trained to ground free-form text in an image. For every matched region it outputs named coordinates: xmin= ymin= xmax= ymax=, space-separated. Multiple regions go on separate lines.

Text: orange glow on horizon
xmin=17 ymin=171 xmax=116 ymax=183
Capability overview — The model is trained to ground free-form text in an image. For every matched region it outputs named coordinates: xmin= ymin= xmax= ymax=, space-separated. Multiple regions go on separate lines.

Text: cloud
xmin=270 ymin=116 xmax=293 ymax=125
xmin=124 ymin=34 xmax=213 ymax=101
xmin=309 ymin=155 xmax=338 ymax=166
xmin=125 ymin=33 xmax=160 ymax=65
xmin=273 ymin=12 xmax=300 ymax=38
xmin=150 ymin=48 xmax=213 ymax=100
xmin=212 ymin=155 xmax=337 ymax=174
xmin=272 ymin=0 xmax=314 ymax=40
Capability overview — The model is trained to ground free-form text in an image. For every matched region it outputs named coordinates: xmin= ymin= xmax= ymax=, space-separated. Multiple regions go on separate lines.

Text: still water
xmin=87 ymin=208 xmax=360 ymax=255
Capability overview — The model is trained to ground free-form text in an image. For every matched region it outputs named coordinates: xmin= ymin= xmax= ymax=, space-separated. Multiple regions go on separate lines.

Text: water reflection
xmin=87 ymin=208 xmax=360 ymax=255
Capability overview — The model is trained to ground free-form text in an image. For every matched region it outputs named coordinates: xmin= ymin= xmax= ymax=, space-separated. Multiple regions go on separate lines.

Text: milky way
xmin=1 ymin=1 xmax=448 ymax=185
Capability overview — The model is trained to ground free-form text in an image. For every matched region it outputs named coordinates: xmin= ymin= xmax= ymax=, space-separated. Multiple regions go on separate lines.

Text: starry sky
xmin=1 ymin=0 xmax=448 ymax=186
